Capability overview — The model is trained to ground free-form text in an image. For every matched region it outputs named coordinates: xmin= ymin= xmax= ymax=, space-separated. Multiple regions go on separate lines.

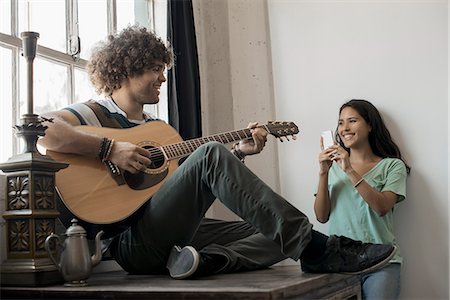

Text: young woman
xmin=314 ymin=99 xmax=410 ymax=299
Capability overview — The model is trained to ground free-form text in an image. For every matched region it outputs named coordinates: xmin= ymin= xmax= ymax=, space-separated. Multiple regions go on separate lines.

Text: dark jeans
xmin=110 ymin=142 xmax=313 ymax=274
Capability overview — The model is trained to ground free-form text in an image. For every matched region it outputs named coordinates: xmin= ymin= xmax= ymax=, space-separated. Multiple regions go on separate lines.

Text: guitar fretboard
xmin=162 ymin=128 xmax=257 ymax=160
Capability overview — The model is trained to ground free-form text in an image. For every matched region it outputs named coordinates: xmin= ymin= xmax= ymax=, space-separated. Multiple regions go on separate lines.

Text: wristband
xmin=103 ymin=139 xmax=115 ymax=162
xmin=354 ymin=178 xmax=364 ymax=188
xmin=231 ymin=142 xmax=245 ymax=163
xmin=98 ymin=137 xmax=109 ymax=160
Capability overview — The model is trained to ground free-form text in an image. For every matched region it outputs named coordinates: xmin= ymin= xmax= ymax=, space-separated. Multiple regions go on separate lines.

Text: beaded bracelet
xmin=103 ymin=139 xmax=115 ymax=162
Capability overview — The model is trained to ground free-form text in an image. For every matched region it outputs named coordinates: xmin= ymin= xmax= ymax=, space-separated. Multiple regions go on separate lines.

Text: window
xmin=0 ymin=47 xmax=13 ymax=160
xmin=0 ymin=0 xmax=168 ymax=165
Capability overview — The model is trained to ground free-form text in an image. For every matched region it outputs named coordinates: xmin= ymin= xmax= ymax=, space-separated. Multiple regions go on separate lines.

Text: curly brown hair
xmin=87 ymin=25 xmax=174 ymax=96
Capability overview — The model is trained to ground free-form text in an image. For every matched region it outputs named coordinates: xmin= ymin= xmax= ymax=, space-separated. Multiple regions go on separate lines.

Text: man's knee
xmin=189 ymin=142 xmax=236 ymax=166
xmin=197 ymin=141 xmax=228 ymax=156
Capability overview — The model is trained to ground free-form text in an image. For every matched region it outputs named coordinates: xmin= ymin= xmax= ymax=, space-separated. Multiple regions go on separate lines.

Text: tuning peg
xmin=278 ymin=137 xmax=284 ymax=142
xmin=292 ymin=135 xmax=297 ymax=140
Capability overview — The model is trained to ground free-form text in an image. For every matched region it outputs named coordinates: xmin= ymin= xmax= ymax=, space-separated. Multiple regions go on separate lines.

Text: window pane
xmin=74 ymin=67 xmax=99 ymax=103
xmin=154 ymin=0 xmax=167 ymax=38
xmin=151 ymin=0 xmax=168 ymax=121
xmin=0 ymin=0 xmax=11 ymax=34
xmin=18 ymin=0 xmax=66 ymax=52
xmin=19 ymin=57 xmax=69 ymax=116
xmin=117 ymin=0 xmax=136 ymax=31
xmin=78 ymin=0 xmax=107 ymax=59
xmin=0 ymin=47 xmax=13 ymax=164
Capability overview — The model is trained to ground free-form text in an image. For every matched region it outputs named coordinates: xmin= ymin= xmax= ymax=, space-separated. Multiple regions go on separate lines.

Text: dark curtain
xmin=167 ymin=0 xmax=202 ymax=140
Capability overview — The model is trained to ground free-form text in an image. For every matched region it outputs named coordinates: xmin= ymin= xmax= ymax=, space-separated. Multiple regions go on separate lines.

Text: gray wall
xmin=195 ymin=0 xmax=449 ymax=299
xmin=268 ymin=1 xmax=448 ymax=299
xmin=194 ymin=0 xmax=280 ymax=219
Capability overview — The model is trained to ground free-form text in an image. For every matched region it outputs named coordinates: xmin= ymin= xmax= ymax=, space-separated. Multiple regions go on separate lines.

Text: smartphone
xmin=321 ymin=130 xmax=334 ymax=149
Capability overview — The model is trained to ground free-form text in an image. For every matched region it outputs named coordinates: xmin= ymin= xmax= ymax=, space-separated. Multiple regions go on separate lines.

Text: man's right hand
xmin=108 ymin=141 xmax=152 ymax=174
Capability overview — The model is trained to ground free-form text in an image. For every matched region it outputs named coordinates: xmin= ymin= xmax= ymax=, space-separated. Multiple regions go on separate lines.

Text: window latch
xmin=68 ymin=35 xmax=80 ymax=56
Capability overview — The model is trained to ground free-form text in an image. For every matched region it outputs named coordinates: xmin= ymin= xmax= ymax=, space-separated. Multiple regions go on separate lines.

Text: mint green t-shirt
xmin=328 ymin=158 xmax=407 ymax=263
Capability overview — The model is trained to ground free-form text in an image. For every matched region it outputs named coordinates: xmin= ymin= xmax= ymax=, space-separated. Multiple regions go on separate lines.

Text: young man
xmin=39 ymin=25 xmax=395 ymax=279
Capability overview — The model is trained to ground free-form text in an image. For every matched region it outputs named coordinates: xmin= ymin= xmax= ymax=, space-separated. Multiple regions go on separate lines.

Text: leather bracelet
xmin=98 ymin=137 xmax=109 ymax=160
xmin=231 ymin=142 xmax=245 ymax=163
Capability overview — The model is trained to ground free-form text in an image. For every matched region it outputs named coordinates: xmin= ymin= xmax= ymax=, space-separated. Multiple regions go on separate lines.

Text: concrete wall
xmin=193 ymin=0 xmax=280 ymax=220
xmin=194 ymin=0 xmax=449 ymax=299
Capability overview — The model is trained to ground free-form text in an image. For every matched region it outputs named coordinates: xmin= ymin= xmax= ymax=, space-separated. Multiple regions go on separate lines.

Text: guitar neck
xmin=162 ymin=126 xmax=263 ymax=160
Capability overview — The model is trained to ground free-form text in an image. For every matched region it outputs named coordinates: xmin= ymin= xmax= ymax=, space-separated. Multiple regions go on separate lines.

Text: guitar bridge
xmin=104 ymin=160 xmax=125 ymax=185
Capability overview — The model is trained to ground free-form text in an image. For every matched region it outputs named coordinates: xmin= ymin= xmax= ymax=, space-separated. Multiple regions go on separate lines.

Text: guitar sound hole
xmin=143 ymin=146 xmax=165 ymax=169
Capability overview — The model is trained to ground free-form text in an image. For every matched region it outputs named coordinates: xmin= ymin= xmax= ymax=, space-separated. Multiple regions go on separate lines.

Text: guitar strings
xmin=125 ymin=124 xmax=295 ymax=168
xmin=144 ymin=130 xmax=255 ymax=160
xmin=141 ymin=123 xmax=294 ymax=161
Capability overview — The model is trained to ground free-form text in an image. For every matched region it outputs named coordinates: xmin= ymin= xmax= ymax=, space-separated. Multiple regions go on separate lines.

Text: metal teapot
xmin=45 ymin=218 xmax=104 ymax=286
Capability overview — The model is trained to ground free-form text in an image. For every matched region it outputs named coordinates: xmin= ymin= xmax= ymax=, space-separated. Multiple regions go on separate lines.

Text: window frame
xmin=0 ymin=0 xmax=165 ymax=163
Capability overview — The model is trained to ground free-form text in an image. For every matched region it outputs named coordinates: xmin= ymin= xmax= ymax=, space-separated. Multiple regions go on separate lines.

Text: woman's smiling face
xmin=338 ymin=107 xmax=371 ymax=149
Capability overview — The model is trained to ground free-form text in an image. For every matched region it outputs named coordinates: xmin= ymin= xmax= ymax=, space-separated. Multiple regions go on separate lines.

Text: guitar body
xmin=46 ymin=120 xmax=299 ymax=226
xmin=47 ymin=121 xmax=183 ymax=225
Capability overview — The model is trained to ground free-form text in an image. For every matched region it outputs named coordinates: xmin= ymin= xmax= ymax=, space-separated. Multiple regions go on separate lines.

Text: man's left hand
xmin=236 ymin=122 xmax=268 ymax=156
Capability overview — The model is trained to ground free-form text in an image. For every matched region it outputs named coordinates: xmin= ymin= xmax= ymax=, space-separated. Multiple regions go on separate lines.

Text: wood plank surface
xmin=1 ymin=265 xmax=361 ymax=299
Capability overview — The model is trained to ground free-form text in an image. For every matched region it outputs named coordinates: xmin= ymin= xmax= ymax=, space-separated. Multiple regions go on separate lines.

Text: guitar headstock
xmin=265 ymin=121 xmax=299 ymax=141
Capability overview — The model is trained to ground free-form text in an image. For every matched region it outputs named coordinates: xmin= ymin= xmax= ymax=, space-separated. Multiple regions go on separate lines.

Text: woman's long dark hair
xmin=335 ymin=99 xmax=410 ymax=173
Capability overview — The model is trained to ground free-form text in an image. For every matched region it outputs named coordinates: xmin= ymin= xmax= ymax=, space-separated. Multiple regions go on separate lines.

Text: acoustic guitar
xmin=47 ymin=120 xmax=299 ymax=225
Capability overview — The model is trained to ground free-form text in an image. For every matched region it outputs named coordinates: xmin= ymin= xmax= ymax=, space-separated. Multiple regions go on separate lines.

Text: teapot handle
xmin=45 ymin=233 xmax=61 ymax=269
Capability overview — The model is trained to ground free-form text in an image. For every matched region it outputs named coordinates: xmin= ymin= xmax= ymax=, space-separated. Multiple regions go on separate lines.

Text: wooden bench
xmin=1 ymin=265 xmax=361 ymax=299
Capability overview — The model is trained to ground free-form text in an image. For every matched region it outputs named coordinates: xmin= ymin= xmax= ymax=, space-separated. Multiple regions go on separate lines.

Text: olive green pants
xmin=110 ymin=142 xmax=313 ymax=274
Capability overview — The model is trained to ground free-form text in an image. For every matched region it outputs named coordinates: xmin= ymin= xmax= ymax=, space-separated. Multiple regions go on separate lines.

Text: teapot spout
xmin=91 ymin=230 xmax=104 ymax=267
